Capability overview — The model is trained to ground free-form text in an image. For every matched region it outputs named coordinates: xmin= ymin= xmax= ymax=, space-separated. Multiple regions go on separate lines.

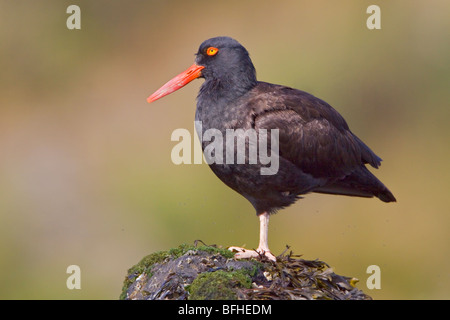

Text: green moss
xmin=120 ymin=243 xmax=235 ymax=299
xmin=187 ymin=269 xmax=252 ymax=300
xmin=195 ymin=245 xmax=236 ymax=259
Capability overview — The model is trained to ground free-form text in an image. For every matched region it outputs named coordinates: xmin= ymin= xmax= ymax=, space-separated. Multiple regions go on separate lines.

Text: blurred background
xmin=0 ymin=0 xmax=449 ymax=299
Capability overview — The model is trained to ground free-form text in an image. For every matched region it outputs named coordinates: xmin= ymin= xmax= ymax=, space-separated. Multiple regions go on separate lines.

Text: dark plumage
xmin=148 ymin=36 xmax=395 ymax=260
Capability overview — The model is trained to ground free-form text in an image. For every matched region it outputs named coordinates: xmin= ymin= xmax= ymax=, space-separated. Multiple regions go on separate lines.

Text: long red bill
xmin=147 ymin=64 xmax=205 ymax=103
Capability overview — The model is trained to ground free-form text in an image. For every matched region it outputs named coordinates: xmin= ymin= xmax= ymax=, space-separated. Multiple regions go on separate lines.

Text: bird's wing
xmin=248 ymin=83 xmax=382 ymax=179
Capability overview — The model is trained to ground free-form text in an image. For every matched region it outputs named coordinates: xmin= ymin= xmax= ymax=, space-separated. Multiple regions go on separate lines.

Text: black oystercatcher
xmin=147 ymin=36 xmax=396 ymax=261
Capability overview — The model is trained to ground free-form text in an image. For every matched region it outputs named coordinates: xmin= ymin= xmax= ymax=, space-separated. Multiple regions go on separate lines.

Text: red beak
xmin=147 ymin=64 xmax=205 ymax=103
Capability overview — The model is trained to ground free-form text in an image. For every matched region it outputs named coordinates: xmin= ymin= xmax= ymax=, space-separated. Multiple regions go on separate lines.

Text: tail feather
xmin=313 ymin=166 xmax=396 ymax=203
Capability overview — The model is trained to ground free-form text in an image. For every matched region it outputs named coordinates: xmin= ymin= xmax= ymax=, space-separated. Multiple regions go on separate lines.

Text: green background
xmin=0 ymin=0 xmax=449 ymax=299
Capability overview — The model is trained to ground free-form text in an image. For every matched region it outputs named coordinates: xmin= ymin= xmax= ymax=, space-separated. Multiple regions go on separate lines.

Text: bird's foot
xmin=228 ymin=246 xmax=276 ymax=262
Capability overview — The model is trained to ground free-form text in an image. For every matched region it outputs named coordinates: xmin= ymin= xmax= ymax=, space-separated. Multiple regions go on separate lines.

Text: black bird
xmin=147 ymin=36 xmax=396 ymax=261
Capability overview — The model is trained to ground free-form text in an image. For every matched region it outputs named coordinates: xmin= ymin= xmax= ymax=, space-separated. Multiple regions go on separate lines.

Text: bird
xmin=147 ymin=36 xmax=396 ymax=261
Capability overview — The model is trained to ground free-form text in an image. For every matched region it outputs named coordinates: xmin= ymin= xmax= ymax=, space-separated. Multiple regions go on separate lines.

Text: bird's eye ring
xmin=206 ymin=47 xmax=219 ymax=56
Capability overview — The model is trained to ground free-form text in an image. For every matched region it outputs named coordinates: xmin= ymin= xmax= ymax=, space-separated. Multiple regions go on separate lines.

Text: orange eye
xmin=206 ymin=47 xmax=219 ymax=56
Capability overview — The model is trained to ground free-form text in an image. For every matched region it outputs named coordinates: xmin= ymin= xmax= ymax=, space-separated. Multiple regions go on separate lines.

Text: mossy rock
xmin=187 ymin=269 xmax=252 ymax=300
xmin=120 ymin=243 xmax=371 ymax=300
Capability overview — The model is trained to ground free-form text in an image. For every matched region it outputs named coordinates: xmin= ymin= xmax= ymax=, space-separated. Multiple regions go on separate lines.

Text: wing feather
xmin=247 ymin=82 xmax=381 ymax=179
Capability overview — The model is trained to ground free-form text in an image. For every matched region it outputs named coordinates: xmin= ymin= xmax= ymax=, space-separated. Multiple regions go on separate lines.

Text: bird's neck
xmin=198 ymin=70 xmax=257 ymax=105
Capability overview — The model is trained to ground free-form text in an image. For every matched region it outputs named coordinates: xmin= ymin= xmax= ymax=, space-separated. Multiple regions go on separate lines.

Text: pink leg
xmin=229 ymin=212 xmax=276 ymax=261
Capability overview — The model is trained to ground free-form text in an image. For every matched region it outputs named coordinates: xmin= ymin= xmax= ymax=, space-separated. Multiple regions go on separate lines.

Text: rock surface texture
xmin=120 ymin=243 xmax=371 ymax=300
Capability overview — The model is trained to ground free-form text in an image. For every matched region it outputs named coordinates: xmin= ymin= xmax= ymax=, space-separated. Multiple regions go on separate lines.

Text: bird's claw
xmin=228 ymin=246 xmax=276 ymax=262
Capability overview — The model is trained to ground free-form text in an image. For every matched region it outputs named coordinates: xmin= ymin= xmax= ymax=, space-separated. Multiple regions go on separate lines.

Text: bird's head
xmin=147 ymin=36 xmax=256 ymax=104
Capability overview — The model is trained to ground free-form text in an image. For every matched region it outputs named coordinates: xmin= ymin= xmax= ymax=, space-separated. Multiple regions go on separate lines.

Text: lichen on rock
xmin=120 ymin=243 xmax=371 ymax=300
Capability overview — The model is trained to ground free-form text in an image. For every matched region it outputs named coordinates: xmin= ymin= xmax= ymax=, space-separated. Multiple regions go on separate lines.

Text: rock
xmin=120 ymin=243 xmax=371 ymax=300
